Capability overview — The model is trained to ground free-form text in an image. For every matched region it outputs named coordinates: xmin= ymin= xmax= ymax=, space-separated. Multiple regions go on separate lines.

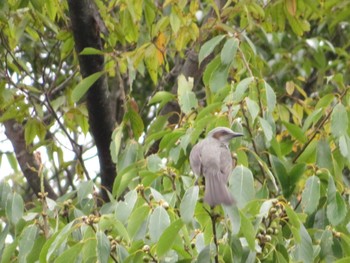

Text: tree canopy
xmin=1 ymin=0 xmax=350 ymax=262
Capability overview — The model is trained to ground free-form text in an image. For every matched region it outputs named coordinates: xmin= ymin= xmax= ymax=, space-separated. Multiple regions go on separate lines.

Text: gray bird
xmin=190 ymin=127 xmax=243 ymax=207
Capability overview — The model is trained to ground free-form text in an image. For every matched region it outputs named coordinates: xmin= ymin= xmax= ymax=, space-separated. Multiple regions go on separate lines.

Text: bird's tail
xmin=204 ymin=173 xmax=234 ymax=207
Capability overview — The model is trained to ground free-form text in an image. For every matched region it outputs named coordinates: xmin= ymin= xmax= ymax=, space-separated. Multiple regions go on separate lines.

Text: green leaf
xmin=96 ymin=231 xmax=111 ymax=263
xmin=115 ymin=190 xmax=138 ymax=223
xmin=239 ymin=211 xmax=255 ymax=250
xmin=264 ymin=80 xmax=276 ymax=112
xmin=232 ymin=77 xmax=254 ymax=103
xmin=327 ymin=192 xmax=346 ymax=226
xmin=156 ymin=219 xmax=184 ymax=258
xmin=147 ymin=154 xmax=163 ymax=172
xmin=220 ymin=38 xmax=239 ymax=65
xmin=77 ymin=180 xmax=93 ymax=204
xmin=54 ymin=242 xmax=84 ymax=263
xmin=293 ymin=224 xmax=313 ymax=262
xmin=203 ymin=56 xmax=220 ymax=87
xmin=180 ymin=186 xmax=199 ymax=224
xmin=110 ymin=124 xmax=124 ymax=163
xmin=209 ymin=64 xmax=229 ymax=93
xmin=118 ymin=141 xmax=140 ymax=172
xmin=149 ymin=206 xmax=170 ymax=243
xmin=230 ymin=165 xmax=255 ymax=209
xmin=18 ymin=225 xmax=38 ymax=263
xmin=197 ymin=245 xmax=211 ymax=263
xmin=246 ymin=98 xmax=259 ymax=123
xmin=316 ymin=139 xmax=333 ymax=172
xmin=148 ymin=91 xmax=175 ymax=108
xmin=6 ymin=192 xmax=24 ymax=225
xmin=331 ymin=103 xmax=348 ymax=138
xmin=223 ymin=205 xmax=240 ymax=235
xmin=302 ymin=108 xmax=323 ymax=132
xmin=124 ymin=108 xmax=144 ymax=140
xmin=271 ymin=156 xmax=291 ymax=197
xmin=198 ymin=35 xmax=225 ymax=65
xmin=289 ymin=163 xmax=306 ymax=189
xmin=259 ymin=117 xmax=273 ymax=142
xmin=335 ymin=258 xmax=350 ymax=263
xmin=112 ymin=166 xmax=138 ymax=199
xmin=159 ymin=130 xmax=185 ymax=152
xmin=99 ymin=214 xmax=130 ymax=243
xmin=339 ymin=135 xmax=350 ymax=162
xmin=0 ymin=182 xmax=11 ymax=209
xmin=285 ymin=204 xmax=300 ymax=230
xmin=72 ymin=71 xmax=104 ymax=102
xmin=80 ymin=47 xmax=105 ymax=55
xmin=1 ymin=239 xmax=18 ymax=263
xmin=0 ymin=224 xmax=9 ymax=256
xmin=25 ymin=118 xmax=46 ymax=145
xmin=46 ymin=221 xmax=79 ymax=261
xmin=319 ymin=229 xmax=333 ymax=260
xmin=282 ymin=121 xmax=307 ymax=143
xmin=301 ymin=176 xmax=320 ymax=214
xmin=315 ymin=94 xmax=334 ymax=110
xmin=170 ymin=12 xmax=181 ymax=33
xmin=127 ymin=205 xmax=150 ymax=240
xmin=144 ymin=0 xmax=156 ymax=29
xmin=177 ymin=75 xmax=198 ymax=114
xmin=82 ymin=228 xmax=97 ymax=262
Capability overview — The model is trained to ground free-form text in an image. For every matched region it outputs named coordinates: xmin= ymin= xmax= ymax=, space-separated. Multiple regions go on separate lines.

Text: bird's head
xmin=208 ymin=127 xmax=243 ymax=144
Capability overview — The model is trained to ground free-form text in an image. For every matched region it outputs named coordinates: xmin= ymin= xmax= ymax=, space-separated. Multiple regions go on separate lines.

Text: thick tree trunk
xmin=67 ymin=0 xmax=116 ymax=201
xmin=4 ymin=119 xmax=57 ymax=199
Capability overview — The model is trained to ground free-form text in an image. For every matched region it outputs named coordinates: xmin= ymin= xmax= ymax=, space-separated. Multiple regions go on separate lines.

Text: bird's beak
xmin=231 ymin=132 xmax=244 ymax=138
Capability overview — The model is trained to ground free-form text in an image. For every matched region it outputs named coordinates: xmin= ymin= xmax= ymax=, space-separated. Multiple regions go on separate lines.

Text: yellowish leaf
xmin=155 ymin=32 xmax=167 ymax=65
xmin=285 ymin=0 xmax=297 ymax=16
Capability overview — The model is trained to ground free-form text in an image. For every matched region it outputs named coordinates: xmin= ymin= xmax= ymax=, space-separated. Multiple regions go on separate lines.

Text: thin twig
xmin=44 ymin=93 xmax=91 ymax=180
xmin=240 ymin=102 xmax=265 ymax=184
xmin=292 ymin=87 xmax=349 ymax=163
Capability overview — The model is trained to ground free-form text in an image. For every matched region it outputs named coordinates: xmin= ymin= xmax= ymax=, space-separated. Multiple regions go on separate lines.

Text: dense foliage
xmin=1 ymin=0 xmax=350 ymax=262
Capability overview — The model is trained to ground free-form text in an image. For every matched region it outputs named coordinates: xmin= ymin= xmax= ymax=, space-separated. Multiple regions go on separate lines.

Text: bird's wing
xmin=200 ymin=138 xmax=221 ymax=174
xmin=219 ymin=145 xmax=233 ymax=182
xmin=189 ymin=140 xmax=204 ymax=176
xmin=199 ymin=138 xmax=234 ymax=206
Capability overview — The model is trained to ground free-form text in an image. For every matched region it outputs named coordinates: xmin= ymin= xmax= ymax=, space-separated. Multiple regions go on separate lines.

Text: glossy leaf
xmin=54 ymin=242 xmax=84 ymax=263
xmin=246 ymin=98 xmax=259 ymax=122
xmin=177 ymin=75 xmax=198 ymax=114
xmin=259 ymin=117 xmax=273 ymax=142
xmin=331 ymin=103 xmax=348 ymax=138
xmin=96 ymin=231 xmax=110 ymax=263
xmin=180 ymin=186 xmax=199 ymax=224
xmin=301 ymin=175 xmax=320 ymax=214
xmin=264 ymin=80 xmax=276 ymax=112
xmin=156 ymin=219 xmax=184 ymax=258
xmin=282 ymin=121 xmax=308 ymax=143
xmin=72 ymin=71 xmax=104 ymax=102
xmin=221 ymin=37 xmax=239 ymax=65
xmin=198 ymin=35 xmax=225 ymax=65
xmin=18 ymin=225 xmax=38 ymax=262
xmin=127 ymin=205 xmax=150 ymax=240
xmin=149 ymin=206 xmax=170 ymax=243
xmin=6 ymin=192 xmax=24 ymax=225
xmin=230 ymin=165 xmax=255 ymax=209
xmin=232 ymin=77 xmax=254 ymax=103
xmin=209 ymin=64 xmax=229 ymax=93
xmin=293 ymin=224 xmax=313 ymax=262
xmin=239 ymin=211 xmax=255 ymax=250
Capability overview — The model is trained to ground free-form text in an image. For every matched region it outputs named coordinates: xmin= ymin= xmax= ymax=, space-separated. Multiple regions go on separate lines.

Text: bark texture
xmin=4 ymin=119 xmax=57 ymax=199
xmin=68 ymin=0 xmax=116 ymax=201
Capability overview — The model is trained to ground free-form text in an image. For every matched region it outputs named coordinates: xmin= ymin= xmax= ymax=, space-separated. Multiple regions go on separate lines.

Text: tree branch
xmin=68 ymin=0 xmax=116 ymax=201
xmin=3 ymin=119 xmax=57 ymax=199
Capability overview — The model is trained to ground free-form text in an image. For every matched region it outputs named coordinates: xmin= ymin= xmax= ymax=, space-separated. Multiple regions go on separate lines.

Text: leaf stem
xmin=292 ymin=87 xmax=349 ymax=163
